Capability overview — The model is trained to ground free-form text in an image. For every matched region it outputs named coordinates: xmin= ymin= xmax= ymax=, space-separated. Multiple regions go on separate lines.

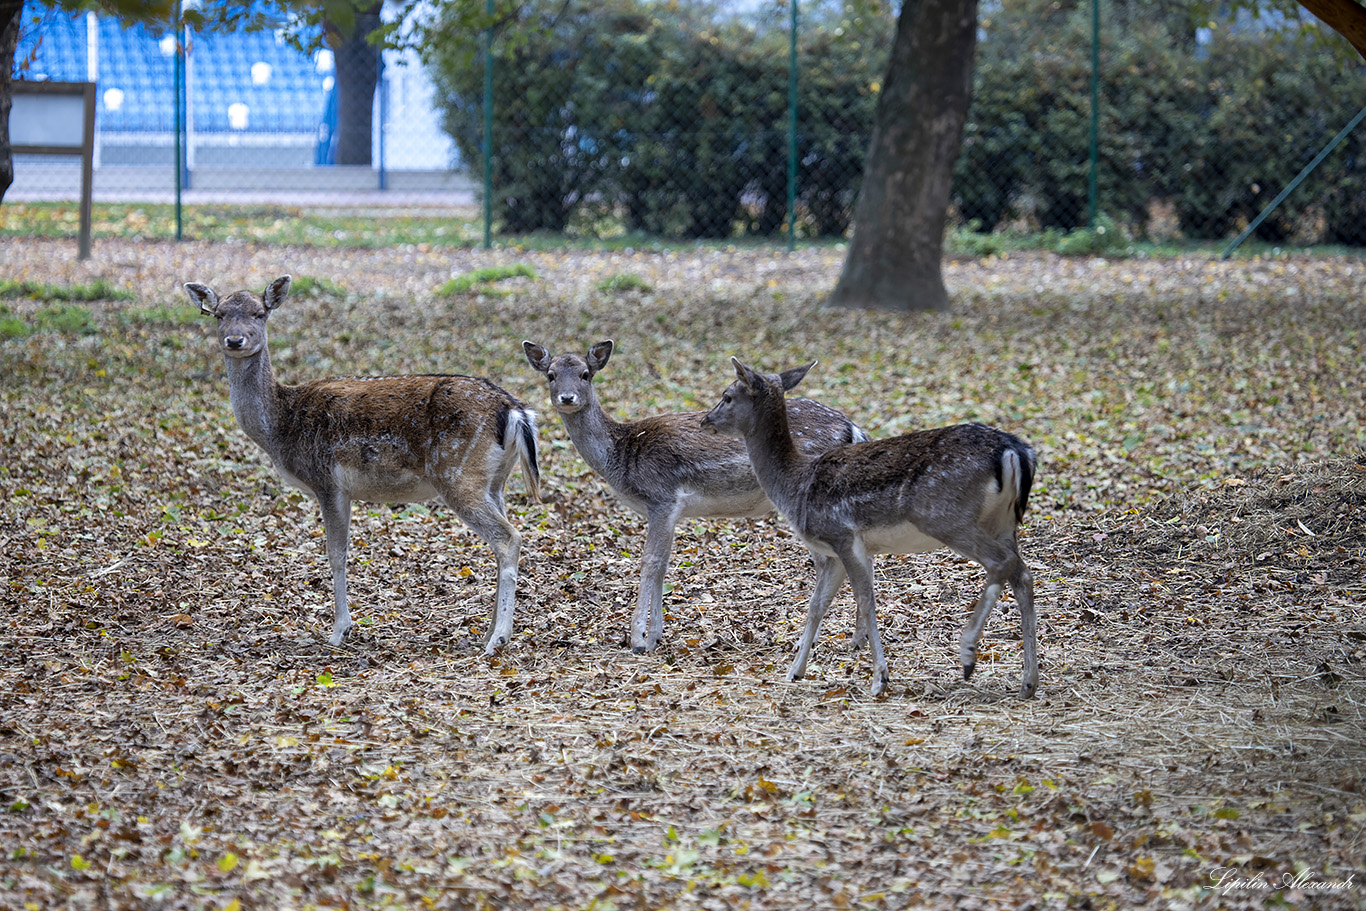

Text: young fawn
xmin=702 ymin=358 xmax=1038 ymax=698
xmin=523 ymin=340 xmax=867 ymax=653
xmin=186 ymin=275 xmax=540 ymax=651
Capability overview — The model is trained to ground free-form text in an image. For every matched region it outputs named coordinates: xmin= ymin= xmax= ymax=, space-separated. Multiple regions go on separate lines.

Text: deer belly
xmin=682 ymin=488 xmax=771 ymax=519
xmin=864 ymin=521 xmax=944 ymax=555
xmin=334 ymin=464 xmax=438 ymax=504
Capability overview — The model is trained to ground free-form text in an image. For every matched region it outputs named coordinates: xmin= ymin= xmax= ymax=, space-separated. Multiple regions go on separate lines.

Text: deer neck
xmin=557 ymin=388 xmax=625 ymax=478
xmin=741 ymin=398 xmax=807 ymax=506
xmin=223 ymin=343 xmax=283 ymax=453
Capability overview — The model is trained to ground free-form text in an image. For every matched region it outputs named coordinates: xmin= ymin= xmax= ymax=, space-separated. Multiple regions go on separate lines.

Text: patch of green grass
xmin=121 ymin=305 xmax=201 ymax=327
xmin=0 ymin=202 xmax=483 ymax=249
xmin=33 ymin=305 xmax=96 ymax=335
xmin=440 ymin=264 xmax=538 ymax=296
xmin=0 ymin=280 xmax=132 ymax=302
xmin=288 ymin=276 xmax=347 ymax=299
xmin=0 ymin=310 xmax=28 ymax=339
xmin=597 ymin=272 xmax=653 ymax=294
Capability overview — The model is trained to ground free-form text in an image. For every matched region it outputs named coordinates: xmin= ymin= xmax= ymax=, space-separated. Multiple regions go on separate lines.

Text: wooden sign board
xmin=12 ymin=81 xmax=97 ymax=260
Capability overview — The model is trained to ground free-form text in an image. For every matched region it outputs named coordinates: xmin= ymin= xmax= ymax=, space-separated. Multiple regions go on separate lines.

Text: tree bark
xmin=827 ymin=0 xmax=978 ymax=313
xmin=0 ymin=0 xmax=24 ymax=204
xmin=327 ymin=0 xmax=383 ymax=167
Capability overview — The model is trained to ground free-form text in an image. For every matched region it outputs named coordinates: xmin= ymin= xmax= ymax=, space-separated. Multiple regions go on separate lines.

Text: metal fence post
xmin=174 ymin=1 xmax=184 ymax=241
xmin=482 ymin=0 xmax=494 ymax=249
xmin=786 ymin=0 xmax=798 ymax=253
xmin=1087 ymin=0 xmax=1099 ymax=228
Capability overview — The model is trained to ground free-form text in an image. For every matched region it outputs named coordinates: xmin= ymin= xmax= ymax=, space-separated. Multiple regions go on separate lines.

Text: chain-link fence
xmin=11 ymin=1 xmax=1366 ymax=247
xmin=11 ymin=4 xmax=464 ymax=201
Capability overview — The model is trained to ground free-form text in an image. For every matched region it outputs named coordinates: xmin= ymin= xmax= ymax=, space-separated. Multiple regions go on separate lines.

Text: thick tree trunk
xmin=327 ymin=1 xmax=383 ymax=167
xmin=828 ymin=0 xmax=978 ymax=313
xmin=0 ymin=0 xmax=24 ymax=204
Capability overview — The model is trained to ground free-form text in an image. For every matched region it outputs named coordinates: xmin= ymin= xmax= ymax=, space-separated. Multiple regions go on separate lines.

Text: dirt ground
xmin=0 ymin=238 xmax=1363 ymax=910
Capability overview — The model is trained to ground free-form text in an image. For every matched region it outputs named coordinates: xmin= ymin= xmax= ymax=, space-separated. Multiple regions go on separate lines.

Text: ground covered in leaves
xmin=1 ymin=237 xmax=1363 ymax=910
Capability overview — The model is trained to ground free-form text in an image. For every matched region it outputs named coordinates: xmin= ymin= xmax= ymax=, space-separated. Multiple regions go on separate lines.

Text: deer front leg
xmin=633 ymin=504 xmax=681 ymax=653
xmin=788 ymin=552 xmax=846 ymax=682
xmin=961 ymin=575 xmax=1005 ymax=685
xmin=318 ymin=491 xmax=354 ymax=646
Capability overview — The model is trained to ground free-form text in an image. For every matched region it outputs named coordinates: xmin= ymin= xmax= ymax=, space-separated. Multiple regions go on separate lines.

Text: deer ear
xmin=523 ymin=341 xmax=551 ymax=374
xmin=184 ymin=282 xmax=217 ymax=316
xmin=778 ymin=361 xmax=816 ymax=392
xmin=587 ymin=339 xmax=614 ymax=373
xmin=730 ymin=356 xmax=764 ymax=393
xmin=263 ymin=275 xmax=291 ymax=310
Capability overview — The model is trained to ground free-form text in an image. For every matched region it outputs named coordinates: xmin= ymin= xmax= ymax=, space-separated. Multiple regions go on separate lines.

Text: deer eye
xmin=722 ymin=393 xmax=732 ymax=403
xmin=546 ymin=371 xmax=556 ymax=382
xmin=580 ymin=371 xmax=590 ymax=380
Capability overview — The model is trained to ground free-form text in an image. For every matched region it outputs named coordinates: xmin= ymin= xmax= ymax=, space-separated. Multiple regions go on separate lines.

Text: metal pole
xmin=482 ymin=0 xmax=494 ymax=249
xmin=786 ymin=0 xmax=798 ymax=253
xmin=377 ymin=54 xmax=387 ymax=190
xmin=1087 ymin=0 xmax=1099 ymax=227
xmin=174 ymin=1 xmax=184 ymax=241
xmin=1222 ymin=102 xmax=1366 ymax=259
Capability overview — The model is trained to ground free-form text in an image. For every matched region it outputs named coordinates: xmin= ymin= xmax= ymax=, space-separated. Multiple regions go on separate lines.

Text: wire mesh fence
xmin=10 ymin=0 xmax=1366 ymax=248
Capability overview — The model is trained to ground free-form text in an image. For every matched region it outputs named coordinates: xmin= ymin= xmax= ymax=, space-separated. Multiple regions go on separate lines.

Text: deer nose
xmin=557 ymin=393 xmax=577 ymax=406
xmin=225 ymin=336 xmax=246 ymax=350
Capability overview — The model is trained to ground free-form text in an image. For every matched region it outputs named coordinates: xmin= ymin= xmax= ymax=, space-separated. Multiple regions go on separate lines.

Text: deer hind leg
xmin=839 ymin=541 xmax=889 ymax=697
xmin=1011 ymin=559 xmax=1038 ymax=699
xmin=319 ymin=491 xmax=354 ymax=646
xmin=788 ymin=552 xmax=847 ymax=682
xmin=451 ymin=496 xmax=522 ymax=655
xmin=633 ymin=504 xmax=682 ymax=654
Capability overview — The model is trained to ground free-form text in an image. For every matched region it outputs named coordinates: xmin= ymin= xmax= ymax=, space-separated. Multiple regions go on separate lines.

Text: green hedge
xmin=429 ymin=0 xmax=1366 ymax=244
xmin=427 ymin=0 xmax=889 ymax=239
xmin=961 ymin=4 xmax=1366 ymax=241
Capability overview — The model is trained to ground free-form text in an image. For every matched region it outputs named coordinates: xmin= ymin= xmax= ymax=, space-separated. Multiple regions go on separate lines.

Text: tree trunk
xmin=327 ymin=1 xmax=383 ymax=167
xmin=828 ymin=0 xmax=978 ymax=313
xmin=0 ymin=0 xmax=24 ymax=205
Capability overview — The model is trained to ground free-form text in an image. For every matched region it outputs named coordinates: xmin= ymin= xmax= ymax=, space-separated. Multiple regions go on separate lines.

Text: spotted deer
xmin=185 ymin=275 xmax=540 ymax=651
xmin=523 ymin=340 xmax=867 ymax=653
xmin=702 ymin=358 xmax=1038 ymax=699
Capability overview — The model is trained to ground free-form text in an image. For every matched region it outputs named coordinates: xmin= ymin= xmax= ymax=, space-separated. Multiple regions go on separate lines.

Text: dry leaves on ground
xmin=0 ymin=238 xmax=1363 ymax=910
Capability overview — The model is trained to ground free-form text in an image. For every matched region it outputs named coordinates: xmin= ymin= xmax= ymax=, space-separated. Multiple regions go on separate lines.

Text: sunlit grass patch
xmin=0 ymin=280 xmax=132 ymax=302
xmin=440 ymin=264 xmax=538 ymax=296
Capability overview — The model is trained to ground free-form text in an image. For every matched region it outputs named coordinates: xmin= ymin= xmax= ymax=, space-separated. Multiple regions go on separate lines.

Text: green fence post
xmin=1087 ymin=0 xmax=1099 ymax=228
xmin=786 ymin=0 xmax=799 ymax=253
xmin=174 ymin=2 xmax=184 ymax=242
xmin=481 ymin=0 xmax=494 ymax=250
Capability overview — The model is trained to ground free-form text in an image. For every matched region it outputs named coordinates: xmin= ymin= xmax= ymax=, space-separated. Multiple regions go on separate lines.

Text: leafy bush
xmin=427 ymin=0 xmax=891 ymax=240
xmin=962 ymin=2 xmax=1366 ymax=242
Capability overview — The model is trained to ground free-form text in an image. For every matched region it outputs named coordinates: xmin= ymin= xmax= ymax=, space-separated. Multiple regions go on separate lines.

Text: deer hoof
xmin=962 ymin=660 xmax=976 ymax=681
xmin=870 ymin=669 xmax=889 ymax=697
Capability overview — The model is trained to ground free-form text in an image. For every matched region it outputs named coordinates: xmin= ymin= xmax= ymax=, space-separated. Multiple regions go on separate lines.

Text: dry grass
xmin=0 ymin=238 xmax=1363 ymax=910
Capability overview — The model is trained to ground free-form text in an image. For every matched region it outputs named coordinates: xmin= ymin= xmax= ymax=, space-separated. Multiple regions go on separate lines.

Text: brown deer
xmin=702 ymin=358 xmax=1038 ymax=698
xmin=523 ymin=340 xmax=867 ymax=653
xmin=186 ymin=275 xmax=539 ymax=651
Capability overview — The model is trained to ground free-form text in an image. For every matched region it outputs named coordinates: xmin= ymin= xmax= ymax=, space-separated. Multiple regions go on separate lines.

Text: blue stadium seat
xmin=15 ymin=2 xmax=329 ymax=137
